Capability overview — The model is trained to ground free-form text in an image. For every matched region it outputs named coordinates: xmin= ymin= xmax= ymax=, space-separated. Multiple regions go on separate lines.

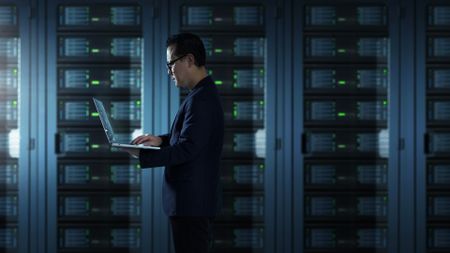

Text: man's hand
xmin=122 ymin=134 xmax=162 ymax=158
xmin=131 ymin=134 xmax=163 ymax=146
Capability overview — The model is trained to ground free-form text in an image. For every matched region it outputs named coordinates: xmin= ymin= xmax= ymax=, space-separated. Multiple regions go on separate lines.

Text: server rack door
xmin=46 ymin=2 xmax=146 ymax=253
xmin=170 ymin=2 xmax=272 ymax=253
xmin=419 ymin=1 xmax=450 ymax=253
xmin=0 ymin=2 xmax=30 ymax=253
xmin=294 ymin=1 xmax=397 ymax=253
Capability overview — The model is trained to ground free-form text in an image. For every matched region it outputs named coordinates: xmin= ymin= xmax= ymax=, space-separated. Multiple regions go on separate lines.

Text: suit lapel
xmin=169 ymin=84 xmax=204 ymax=135
xmin=170 ymin=98 xmax=186 ymax=135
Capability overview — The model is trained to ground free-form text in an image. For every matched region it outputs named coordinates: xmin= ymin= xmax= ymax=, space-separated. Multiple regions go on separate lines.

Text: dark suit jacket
xmin=139 ymin=76 xmax=224 ymax=217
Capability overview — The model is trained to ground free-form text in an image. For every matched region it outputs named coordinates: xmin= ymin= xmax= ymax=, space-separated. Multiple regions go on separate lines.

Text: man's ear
xmin=186 ymin=53 xmax=195 ymax=66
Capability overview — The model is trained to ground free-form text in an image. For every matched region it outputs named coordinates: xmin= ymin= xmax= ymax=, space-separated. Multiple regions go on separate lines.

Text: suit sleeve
xmin=158 ymin=133 xmax=170 ymax=147
xmin=139 ymin=97 xmax=211 ymax=168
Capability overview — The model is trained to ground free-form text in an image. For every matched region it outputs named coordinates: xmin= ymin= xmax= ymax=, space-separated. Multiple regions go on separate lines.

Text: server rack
xmin=175 ymin=3 xmax=269 ymax=253
xmin=0 ymin=1 xmax=33 ymax=252
xmin=420 ymin=2 xmax=450 ymax=252
xmin=0 ymin=4 xmax=20 ymax=253
xmin=52 ymin=3 xmax=144 ymax=253
xmin=295 ymin=2 xmax=394 ymax=253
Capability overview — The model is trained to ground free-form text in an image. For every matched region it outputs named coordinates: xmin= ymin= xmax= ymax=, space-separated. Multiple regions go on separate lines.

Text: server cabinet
xmin=0 ymin=4 xmax=20 ymax=253
xmin=417 ymin=1 xmax=450 ymax=253
xmin=46 ymin=2 xmax=147 ymax=253
xmin=0 ymin=2 xmax=30 ymax=253
xmin=167 ymin=2 xmax=276 ymax=253
xmin=294 ymin=1 xmax=399 ymax=253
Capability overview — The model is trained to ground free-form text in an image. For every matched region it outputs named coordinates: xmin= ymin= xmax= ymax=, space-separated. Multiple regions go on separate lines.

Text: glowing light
xmin=131 ymin=129 xmax=143 ymax=140
xmin=8 ymin=129 xmax=20 ymax=158
xmin=255 ymin=129 xmax=266 ymax=158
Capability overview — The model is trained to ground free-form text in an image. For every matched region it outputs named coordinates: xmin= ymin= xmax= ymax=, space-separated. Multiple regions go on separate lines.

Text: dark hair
xmin=166 ymin=33 xmax=206 ymax=67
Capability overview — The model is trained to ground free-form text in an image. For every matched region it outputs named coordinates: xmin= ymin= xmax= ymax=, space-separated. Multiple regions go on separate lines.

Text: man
xmin=123 ymin=33 xmax=224 ymax=253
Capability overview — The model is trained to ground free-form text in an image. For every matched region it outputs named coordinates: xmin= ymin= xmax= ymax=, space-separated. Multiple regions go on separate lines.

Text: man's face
xmin=166 ymin=45 xmax=187 ymax=88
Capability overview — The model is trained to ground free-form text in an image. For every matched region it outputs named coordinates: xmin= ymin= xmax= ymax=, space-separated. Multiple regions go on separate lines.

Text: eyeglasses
xmin=166 ymin=54 xmax=187 ymax=74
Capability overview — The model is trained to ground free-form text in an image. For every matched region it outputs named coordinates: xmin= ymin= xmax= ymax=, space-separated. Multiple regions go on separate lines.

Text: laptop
xmin=92 ymin=97 xmax=160 ymax=150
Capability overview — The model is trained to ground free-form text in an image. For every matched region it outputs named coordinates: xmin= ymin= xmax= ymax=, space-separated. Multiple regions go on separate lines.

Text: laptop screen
xmin=92 ymin=98 xmax=116 ymax=144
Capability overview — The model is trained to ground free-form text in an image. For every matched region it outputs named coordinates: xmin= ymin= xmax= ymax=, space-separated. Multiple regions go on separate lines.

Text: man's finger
xmin=135 ymin=137 xmax=146 ymax=144
xmin=132 ymin=135 xmax=146 ymax=144
xmin=136 ymin=136 xmax=152 ymax=144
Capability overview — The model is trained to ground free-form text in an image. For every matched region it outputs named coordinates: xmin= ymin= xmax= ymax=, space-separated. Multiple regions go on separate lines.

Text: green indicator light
xmin=136 ymin=100 xmax=141 ymax=105
xmin=208 ymin=70 xmax=213 ymax=75
xmin=215 ymin=80 xmax=223 ymax=85
xmin=136 ymin=164 xmax=141 ymax=169
xmin=383 ymin=69 xmax=388 ymax=75
xmin=337 ymin=144 xmax=347 ymax=149
xmin=337 ymin=49 xmax=346 ymax=53
xmin=91 ymin=112 xmax=99 ymax=117
xmin=13 ymin=68 xmax=18 ymax=76
xmin=338 ymin=112 xmax=346 ymax=117
xmin=233 ymin=74 xmax=238 ymax=80
xmin=338 ymin=80 xmax=346 ymax=85
xmin=233 ymin=82 xmax=238 ymax=88
xmin=91 ymin=48 xmax=100 ymax=53
xmin=259 ymin=164 xmax=265 ymax=169
xmin=233 ymin=110 xmax=238 ymax=118
xmin=260 ymin=69 xmax=265 ymax=74
xmin=214 ymin=48 xmax=223 ymax=53
xmin=91 ymin=144 xmax=100 ymax=149
xmin=91 ymin=17 xmax=100 ymax=22
xmin=260 ymin=100 xmax=264 ymax=106
xmin=383 ymin=100 xmax=388 ymax=106
xmin=91 ymin=80 xmax=100 ymax=85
